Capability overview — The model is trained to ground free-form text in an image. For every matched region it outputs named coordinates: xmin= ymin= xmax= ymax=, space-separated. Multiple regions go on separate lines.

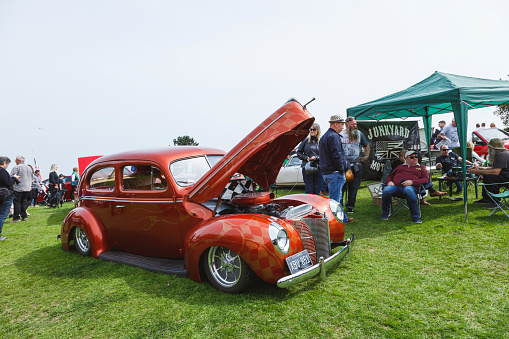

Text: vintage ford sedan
xmin=60 ymin=99 xmax=353 ymax=293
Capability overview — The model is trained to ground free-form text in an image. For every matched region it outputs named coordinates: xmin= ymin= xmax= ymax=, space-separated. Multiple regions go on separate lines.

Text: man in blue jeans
xmin=381 ymin=151 xmax=429 ymax=223
xmin=319 ymin=114 xmax=353 ymax=223
xmin=0 ymin=156 xmax=19 ymax=241
xmin=340 ymin=116 xmax=370 ymax=213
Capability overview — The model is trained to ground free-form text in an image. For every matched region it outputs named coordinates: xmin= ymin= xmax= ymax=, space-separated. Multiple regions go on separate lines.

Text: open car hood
xmin=188 ymin=99 xmax=314 ymax=204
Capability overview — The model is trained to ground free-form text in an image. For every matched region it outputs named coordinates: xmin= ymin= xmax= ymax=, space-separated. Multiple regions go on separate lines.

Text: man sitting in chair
xmin=381 ymin=151 xmax=429 ymax=224
xmin=392 ymin=149 xmax=446 ymax=205
xmin=468 ymin=138 xmax=509 ymax=208
xmin=436 ymin=145 xmax=472 ymax=195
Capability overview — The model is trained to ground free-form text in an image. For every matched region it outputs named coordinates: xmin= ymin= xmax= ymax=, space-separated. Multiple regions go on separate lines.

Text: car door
xmin=112 ymin=162 xmax=182 ymax=258
xmin=275 ymin=155 xmax=303 ymax=186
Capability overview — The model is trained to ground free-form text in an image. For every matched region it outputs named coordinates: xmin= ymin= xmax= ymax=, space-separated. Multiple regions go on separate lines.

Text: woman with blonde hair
xmin=467 ymin=141 xmax=486 ymax=163
xmin=48 ymin=164 xmax=59 ymax=208
xmin=297 ymin=122 xmax=323 ymax=194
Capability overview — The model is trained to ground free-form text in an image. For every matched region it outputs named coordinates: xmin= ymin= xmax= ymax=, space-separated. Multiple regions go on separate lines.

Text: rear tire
xmin=74 ymin=227 xmax=91 ymax=256
xmin=203 ymin=246 xmax=253 ymax=293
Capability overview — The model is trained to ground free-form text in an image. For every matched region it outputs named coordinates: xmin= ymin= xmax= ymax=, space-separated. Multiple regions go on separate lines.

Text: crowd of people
xmin=0 ymin=156 xmax=79 ymax=241
xmin=2 ymin=119 xmax=508 ymax=238
xmin=295 ymin=115 xmax=509 ymax=224
xmin=432 ymin=119 xmax=498 ymax=150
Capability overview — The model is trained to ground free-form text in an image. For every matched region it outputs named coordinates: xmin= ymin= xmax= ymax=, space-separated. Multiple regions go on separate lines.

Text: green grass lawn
xmin=1 ymin=183 xmax=508 ymax=338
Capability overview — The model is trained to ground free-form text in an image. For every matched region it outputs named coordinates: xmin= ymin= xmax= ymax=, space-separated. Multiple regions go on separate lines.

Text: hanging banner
xmin=357 ymin=121 xmax=421 ymax=180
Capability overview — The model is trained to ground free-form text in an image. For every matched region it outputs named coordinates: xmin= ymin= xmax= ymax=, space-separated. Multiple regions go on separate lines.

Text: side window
xmin=89 ymin=167 xmax=115 ymax=190
xmin=122 ymin=165 xmax=167 ymax=191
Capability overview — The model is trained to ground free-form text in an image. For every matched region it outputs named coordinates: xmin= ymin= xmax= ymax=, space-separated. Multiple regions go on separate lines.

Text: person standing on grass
xmin=70 ymin=167 xmax=79 ymax=202
xmin=432 ymin=120 xmax=446 ymax=149
xmin=9 ymin=155 xmax=32 ymax=222
xmin=340 ymin=116 xmax=370 ymax=214
xmin=297 ymin=123 xmax=322 ymax=195
xmin=437 ymin=118 xmax=459 ymax=148
xmin=31 ymin=170 xmax=42 ymax=207
xmin=48 ymin=164 xmax=59 ymax=208
xmin=319 ymin=114 xmax=353 ymax=223
xmin=0 ymin=156 xmax=19 ymax=241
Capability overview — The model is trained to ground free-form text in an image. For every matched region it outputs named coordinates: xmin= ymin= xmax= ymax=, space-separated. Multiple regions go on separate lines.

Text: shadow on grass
xmin=14 ymin=243 xmax=359 ymax=305
xmin=14 ymin=244 xmax=307 ymax=303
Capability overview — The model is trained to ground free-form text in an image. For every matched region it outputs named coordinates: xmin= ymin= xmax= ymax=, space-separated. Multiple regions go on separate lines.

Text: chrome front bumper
xmin=276 ymin=234 xmax=354 ymax=288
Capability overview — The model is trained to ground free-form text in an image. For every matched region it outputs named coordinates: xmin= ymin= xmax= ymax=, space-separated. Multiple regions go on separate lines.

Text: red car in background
xmin=37 ymin=175 xmax=73 ymax=203
xmin=471 ymin=128 xmax=509 ymax=157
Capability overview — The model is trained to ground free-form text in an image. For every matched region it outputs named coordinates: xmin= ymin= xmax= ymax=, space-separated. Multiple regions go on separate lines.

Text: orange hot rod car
xmin=59 ymin=98 xmax=353 ymax=293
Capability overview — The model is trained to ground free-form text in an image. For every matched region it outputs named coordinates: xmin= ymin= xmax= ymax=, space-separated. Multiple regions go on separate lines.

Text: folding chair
xmin=382 ymin=184 xmax=426 ymax=218
xmin=477 ymin=181 xmax=509 ymax=217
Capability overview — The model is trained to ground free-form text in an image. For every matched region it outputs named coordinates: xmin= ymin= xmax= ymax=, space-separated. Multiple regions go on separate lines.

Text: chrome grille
xmin=288 ymin=219 xmax=317 ymax=264
xmin=304 ymin=216 xmax=331 ymax=259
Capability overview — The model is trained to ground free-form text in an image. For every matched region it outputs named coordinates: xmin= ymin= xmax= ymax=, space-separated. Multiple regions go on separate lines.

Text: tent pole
xmin=423 ymin=107 xmax=432 ymax=181
xmin=452 ymin=101 xmax=469 ymax=222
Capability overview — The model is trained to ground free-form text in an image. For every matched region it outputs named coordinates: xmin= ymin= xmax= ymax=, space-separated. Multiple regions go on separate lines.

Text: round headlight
xmin=268 ymin=222 xmax=290 ymax=254
xmin=329 ymin=199 xmax=345 ymax=224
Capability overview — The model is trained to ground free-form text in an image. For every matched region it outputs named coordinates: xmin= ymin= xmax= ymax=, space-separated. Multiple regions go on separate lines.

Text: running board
xmin=98 ymin=250 xmax=187 ymax=277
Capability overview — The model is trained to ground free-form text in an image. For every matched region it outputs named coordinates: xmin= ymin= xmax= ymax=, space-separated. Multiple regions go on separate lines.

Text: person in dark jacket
xmin=319 ymin=114 xmax=353 ymax=223
xmin=297 ymin=123 xmax=322 ymax=194
xmin=0 ymin=156 xmax=19 ymax=240
xmin=436 ymin=145 xmax=472 ymax=194
xmin=48 ymin=164 xmax=59 ymax=208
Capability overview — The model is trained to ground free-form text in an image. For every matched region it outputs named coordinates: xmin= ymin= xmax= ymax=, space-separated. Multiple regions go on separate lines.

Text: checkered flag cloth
xmin=221 ymin=178 xmax=256 ymax=201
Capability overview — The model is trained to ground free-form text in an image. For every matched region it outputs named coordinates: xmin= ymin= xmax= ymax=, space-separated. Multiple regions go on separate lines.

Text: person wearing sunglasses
xmin=381 ymin=151 xmax=430 ymax=223
xmin=297 ymin=123 xmax=323 ymax=194
xmin=391 ymin=150 xmax=446 ymax=205
xmin=436 ymin=145 xmax=472 ymax=194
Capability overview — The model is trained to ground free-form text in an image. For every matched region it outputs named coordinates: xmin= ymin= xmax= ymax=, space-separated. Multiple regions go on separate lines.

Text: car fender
xmin=61 ymin=207 xmax=112 ymax=258
xmin=273 ymin=193 xmax=345 ymax=242
xmin=184 ymin=214 xmax=304 ymax=284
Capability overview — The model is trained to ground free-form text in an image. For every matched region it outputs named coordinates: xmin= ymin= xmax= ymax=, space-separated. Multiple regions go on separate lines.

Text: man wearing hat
xmin=468 ymin=138 xmax=509 ymax=207
xmin=319 ymin=114 xmax=353 ymax=223
xmin=381 ymin=150 xmax=430 ymax=223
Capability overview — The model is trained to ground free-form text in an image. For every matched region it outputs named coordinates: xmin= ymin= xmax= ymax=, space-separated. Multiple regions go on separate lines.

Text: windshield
xmin=478 ymin=128 xmax=509 ymax=141
xmin=170 ymin=155 xmax=224 ymax=187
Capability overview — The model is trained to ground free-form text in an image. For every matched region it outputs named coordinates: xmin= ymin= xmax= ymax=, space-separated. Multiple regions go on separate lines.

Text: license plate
xmin=285 ymin=250 xmax=313 ymax=275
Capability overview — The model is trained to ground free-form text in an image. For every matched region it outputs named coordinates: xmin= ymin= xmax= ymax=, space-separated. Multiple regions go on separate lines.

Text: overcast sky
xmin=1 ymin=0 xmax=508 ymax=178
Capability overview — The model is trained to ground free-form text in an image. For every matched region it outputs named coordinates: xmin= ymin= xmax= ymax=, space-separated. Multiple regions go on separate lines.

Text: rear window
xmin=89 ymin=167 xmax=115 ymax=190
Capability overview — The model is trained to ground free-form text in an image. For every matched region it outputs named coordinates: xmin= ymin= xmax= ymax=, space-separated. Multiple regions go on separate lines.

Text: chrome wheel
xmin=204 ymin=246 xmax=252 ymax=293
xmin=74 ymin=227 xmax=91 ymax=256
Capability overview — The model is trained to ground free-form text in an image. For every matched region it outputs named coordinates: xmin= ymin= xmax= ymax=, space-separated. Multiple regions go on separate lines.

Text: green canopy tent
xmin=347 ymin=71 xmax=509 ymax=222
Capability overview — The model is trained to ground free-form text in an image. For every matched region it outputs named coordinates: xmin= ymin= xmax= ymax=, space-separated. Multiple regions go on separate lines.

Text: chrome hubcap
xmin=208 ymin=246 xmax=241 ymax=288
xmin=75 ymin=227 xmax=89 ymax=252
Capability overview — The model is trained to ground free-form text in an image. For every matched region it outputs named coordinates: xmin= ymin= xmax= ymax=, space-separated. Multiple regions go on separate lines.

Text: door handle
xmin=116 ymin=205 xmax=124 ymax=208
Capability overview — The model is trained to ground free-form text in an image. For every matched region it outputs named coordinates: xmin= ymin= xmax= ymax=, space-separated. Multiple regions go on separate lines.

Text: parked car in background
xmin=37 ymin=175 xmax=73 ymax=204
xmin=275 ymin=154 xmax=304 ymax=187
xmin=471 ymin=128 xmax=509 ymax=157
xmin=59 ymin=99 xmax=353 ymax=293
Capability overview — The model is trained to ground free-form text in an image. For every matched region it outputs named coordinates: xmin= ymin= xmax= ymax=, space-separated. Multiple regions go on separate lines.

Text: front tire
xmin=74 ymin=227 xmax=91 ymax=256
xmin=203 ymin=246 xmax=253 ymax=293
